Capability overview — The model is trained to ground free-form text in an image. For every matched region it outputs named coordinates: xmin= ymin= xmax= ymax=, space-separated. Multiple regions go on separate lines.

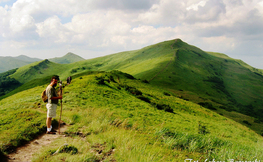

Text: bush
xmin=198 ymin=102 xmax=217 ymax=110
xmin=142 ymin=79 xmax=149 ymax=83
xmin=242 ymin=120 xmax=252 ymax=126
xmin=198 ymin=121 xmax=210 ymax=135
xmin=163 ymin=92 xmax=171 ymax=96
xmin=95 ymin=76 xmax=106 ymax=85
xmin=59 ymin=145 xmax=78 ymax=155
xmin=123 ymin=85 xmax=142 ymax=96
xmin=136 ymin=95 xmax=151 ymax=103
xmin=156 ymin=104 xmax=174 ymax=113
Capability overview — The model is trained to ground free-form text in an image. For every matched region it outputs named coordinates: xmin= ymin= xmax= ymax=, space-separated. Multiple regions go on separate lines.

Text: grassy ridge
xmin=10 ymin=59 xmax=71 ymax=83
xmin=1 ymin=71 xmax=263 ymax=161
xmin=62 ymin=39 xmax=263 ymax=120
xmin=0 ymin=68 xmax=21 ymax=97
xmin=3 ymin=39 xmax=263 ymax=136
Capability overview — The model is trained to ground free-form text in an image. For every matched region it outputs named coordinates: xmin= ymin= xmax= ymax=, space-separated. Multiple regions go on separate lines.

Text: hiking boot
xmin=51 ymin=129 xmax=57 ymax=133
xmin=46 ymin=131 xmax=56 ymax=134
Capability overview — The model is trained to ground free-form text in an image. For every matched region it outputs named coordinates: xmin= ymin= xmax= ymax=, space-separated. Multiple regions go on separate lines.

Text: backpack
xmin=41 ymin=89 xmax=48 ymax=103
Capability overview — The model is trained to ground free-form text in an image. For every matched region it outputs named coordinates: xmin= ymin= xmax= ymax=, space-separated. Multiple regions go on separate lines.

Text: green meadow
xmin=1 ymin=39 xmax=263 ymax=161
xmin=8 ymin=39 xmax=263 ymax=121
xmin=0 ymin=71 xmax=263 ymax=161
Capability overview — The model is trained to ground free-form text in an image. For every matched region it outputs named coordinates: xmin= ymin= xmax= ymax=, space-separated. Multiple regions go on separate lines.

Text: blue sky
xmin=0 ymin=0 xmax=263 ymax=69
xmin=0 ymin=0 xmax=16 ymax=7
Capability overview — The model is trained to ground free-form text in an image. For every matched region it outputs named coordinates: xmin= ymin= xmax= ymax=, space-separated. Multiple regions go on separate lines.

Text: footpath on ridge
xmin=7 ymin=124 xmax=68 ymax=162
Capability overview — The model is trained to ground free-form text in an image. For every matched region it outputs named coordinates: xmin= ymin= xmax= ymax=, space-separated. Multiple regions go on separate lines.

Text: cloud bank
xmin=0 ymin=0 xmax=263 ymax=68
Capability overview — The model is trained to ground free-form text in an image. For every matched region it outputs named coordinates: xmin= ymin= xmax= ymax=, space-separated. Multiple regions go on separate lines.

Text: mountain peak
xmin=15 ymin=55 xmax=42 ymax=62
xmin=41 ymin=59 xmax=51 ymax=64
xmin=49 ymin=52 xmax=85 ymax=64
xmin=171 ymin=38 xmax=189 ymax=49
xmin=174 ymin=38 xmax=183 ymax=42
xmin=65 ymin=52 xmax=77 ymax=56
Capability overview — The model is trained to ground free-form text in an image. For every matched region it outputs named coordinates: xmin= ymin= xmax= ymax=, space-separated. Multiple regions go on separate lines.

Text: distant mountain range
xmin=0 ymin=52 xmax=85 ymax=73
xmin=1 ymin=39 xmax=263 ymax=160
xmin=0 ymin=55 xmax=41 ymax=73
xmin=1 ymin=39 xmax=263 ymax=132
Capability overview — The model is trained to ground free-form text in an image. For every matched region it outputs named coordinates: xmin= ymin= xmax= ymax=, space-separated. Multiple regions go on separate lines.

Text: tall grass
xmin=31 ymin=71 xmax=263 ymax=161
xmin=1 ymin=71 xmax=263 ymax=161
xmin=6 ymin=39 xmax=263 ymax=132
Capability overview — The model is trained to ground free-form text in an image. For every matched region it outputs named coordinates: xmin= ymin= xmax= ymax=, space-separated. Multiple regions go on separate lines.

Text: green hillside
xmin=9 ymin=59 xmax=68 ymax=83
xmin=0 ymin=59 xmax=79 ymax=98
xmin=0 ymin=53 xmax=84 ymax=73
xmin=0 ymin=56 xmax=39 ymax=73
xmin=0 ymin=71 xmax=263 ymax=161
xmin=14 ymin=55 xmax=42 ymax=62
xmin=4 ymin=39 xmax=263 ymax=132
xmin=64 ymin=39 xmax=263 ymax=121
xmin=0 ymin=69 xmax=21 ymax=97
xmin=49 ymin=52 xmax=85 ymax=64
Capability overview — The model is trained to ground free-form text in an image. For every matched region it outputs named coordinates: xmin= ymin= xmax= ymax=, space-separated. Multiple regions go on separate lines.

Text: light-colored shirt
xmin=46 ymin=85 xmax=58 ymax=104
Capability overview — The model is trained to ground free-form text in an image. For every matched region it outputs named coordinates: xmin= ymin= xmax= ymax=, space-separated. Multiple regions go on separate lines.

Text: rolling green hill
xmin=0 ymin=55 xmax=41 ymax=73
xmin=4 ymin=39 xmax=263 ymax=125
xmin=0 ymin=53 xmax=84 ymax=73
xmin=1 ymin=39 xmax=263 ymax=161
xmin=0 ymin=71 xmax=263 ymax=161
xmin=14 ymin=55 xmax=42 ymax=62
xmin=66 ymin=39 xmax=263 ymax=120
xmin=9 ymin=59 xmax=71 ymax=84
xmin=49 ymin=52 xmax=85 ymax=64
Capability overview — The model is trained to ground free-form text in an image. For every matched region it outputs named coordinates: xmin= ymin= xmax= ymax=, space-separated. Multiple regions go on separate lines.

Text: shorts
xmin=46 ymin=103 xmax=57 ymax=118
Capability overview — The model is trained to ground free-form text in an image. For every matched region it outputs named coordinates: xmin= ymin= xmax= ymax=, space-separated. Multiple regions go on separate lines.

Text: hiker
xmin=46 ymin=75 xmax=62 ymax=134
xmin=67 ymin=76 xmax=72 ymax=85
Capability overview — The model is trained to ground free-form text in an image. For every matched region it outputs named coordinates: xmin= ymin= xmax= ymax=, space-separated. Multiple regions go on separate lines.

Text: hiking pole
xmin=58 ymin=81 xmax=63 ymax=134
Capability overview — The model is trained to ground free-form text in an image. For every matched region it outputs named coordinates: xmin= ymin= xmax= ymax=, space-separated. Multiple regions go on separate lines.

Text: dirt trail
xmin=7 ymin=124 xmax=68 ymax=162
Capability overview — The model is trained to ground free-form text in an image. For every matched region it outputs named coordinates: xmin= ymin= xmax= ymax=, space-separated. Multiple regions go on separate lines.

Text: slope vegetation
xmin=0 ymin=71 xmax=262 ymax=161
xmin=65 ymin=39 xmax=263 ymax=121
xmin=0 ymin=56 xmax=41 ymax=73
xmin=4 ymin=39 xmax=263 ymax=132
xmin=10 ymin=59 xmax=71 ymax=84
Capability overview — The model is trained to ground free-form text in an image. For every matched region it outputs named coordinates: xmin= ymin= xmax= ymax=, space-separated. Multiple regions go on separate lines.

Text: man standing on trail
xmin=46 ymin=75 xmax=62 ymax=134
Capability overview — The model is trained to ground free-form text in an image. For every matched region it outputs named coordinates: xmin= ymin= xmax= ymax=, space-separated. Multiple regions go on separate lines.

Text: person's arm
xmin=51 ymin=96 xmax=62 ymax=100
xmin=47 ymin=85 xmax=62 ymax=101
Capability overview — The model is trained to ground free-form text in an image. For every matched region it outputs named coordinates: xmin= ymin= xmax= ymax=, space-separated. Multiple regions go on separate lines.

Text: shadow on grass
xmin=0 ymin=150 xmax=8 ymax=162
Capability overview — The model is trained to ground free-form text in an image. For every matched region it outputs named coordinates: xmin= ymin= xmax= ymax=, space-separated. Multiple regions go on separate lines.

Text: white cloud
xmin=36 ymin=16 xmax=72 ymax=44
xmin=0 ymin=0 xmax=263 ymax=69
xmin=186 ymin=1 xmax=207 ymax=11
xmin=10 ymin=14 xmax=35 ymax=32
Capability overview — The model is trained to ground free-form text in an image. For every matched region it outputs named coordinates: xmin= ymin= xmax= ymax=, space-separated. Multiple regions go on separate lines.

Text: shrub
xmin=242 ymin=120 xmax=252 ymax=126
xmin=198 ymin=121 xmax=210 ymax=135
xmin=95 ymin=76 xmax=106 ymax=85
xmin=163 ymin=92 xmax=171 ymax=96
xmin=155 ymin=104 xmax=174 ymax=113
xmin=136 ymin=95 xmax=151 ymax=103
xmin=198 ymin=102 xmax=217 ymax=110
xmin=123 ymin=86 xmax=142 ymax=96
xmin=142 ymin=79 xmax=149 ymax=83
xmin=58 ymin=145 xmax=78 ymax=155
xmin=70 ymin=69 xmax=78 ymax=73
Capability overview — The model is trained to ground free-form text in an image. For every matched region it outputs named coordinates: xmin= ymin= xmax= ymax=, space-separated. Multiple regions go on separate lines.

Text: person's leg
xmin=46 ymin=104 xmax=56 ymax=134
xmin=46 ymin=117 xmax=52 ymax=131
